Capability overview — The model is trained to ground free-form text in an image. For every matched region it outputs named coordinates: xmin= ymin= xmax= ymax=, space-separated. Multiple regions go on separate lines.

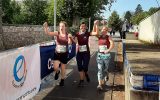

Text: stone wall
xmin=0 ymin=2 xmax=4 ymax=51
xmin=0 ymin=25 xmax=53 ymax=51
xmin=0 ymin=34 xmax=4 ymax=50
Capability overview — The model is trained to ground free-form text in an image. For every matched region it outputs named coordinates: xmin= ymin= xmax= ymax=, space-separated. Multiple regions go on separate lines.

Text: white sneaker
xmin=97 ymin=85 xmax=103 ymax=90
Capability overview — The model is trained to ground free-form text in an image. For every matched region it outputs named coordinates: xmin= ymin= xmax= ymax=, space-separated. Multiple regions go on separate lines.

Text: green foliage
xmin=124 ymin=11 xmax=132 ymax=22
xmin=22 ymin=0 xmax=48 ymax=25
xmin=10 ymin=0 xmax=21 ymax=24
xmin=2 ymin=0 xmax=115 ymax=25
xmin=68 ymin=26 xmax=79 ymax=35
xmin=135 ymin=4 xmax=143 ymax=15
xmin=2 ymin=0 xmax=48 ymax=24
xmin=46 ymin=0 xmax=114 ymax=26
xmin=108 ymin=11 xmax=122 ymax=31
xmin=148 ymin=7 xmax=160 ymax=15
xmin=131 ymin=12 xmax=148 ymax=25
xmin=2 ymin=0 xmax=13 ymax=23
xmin=45 ymin=0 xmax=55 ymax=25
xmin=131 ymin=4 xmax=145 ymax=25
xmin=130 ymin=4 xmax=159 ymax=25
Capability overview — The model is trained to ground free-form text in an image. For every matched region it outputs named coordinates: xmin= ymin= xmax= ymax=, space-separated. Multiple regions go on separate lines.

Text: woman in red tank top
xmin=43 ymin=21 xmax=73 ymax=86
xmin=70 ymin=21 xmax=99 ymax=86
xmin=96 ymin=26 xmax=114 ymax=90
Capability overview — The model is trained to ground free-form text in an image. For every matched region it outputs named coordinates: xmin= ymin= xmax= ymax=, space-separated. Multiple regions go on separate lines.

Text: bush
xmin=68 ymin=26 xmax=79 ymax=36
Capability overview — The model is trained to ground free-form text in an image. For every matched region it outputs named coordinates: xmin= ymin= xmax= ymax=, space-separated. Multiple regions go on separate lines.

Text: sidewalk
xmin=126 ymin=40 xmax=160 ymax=75
xmin=125 ymin=33 xmax=160 ymax=100
xmin=33 ymin=33 xmax=125 ymax=100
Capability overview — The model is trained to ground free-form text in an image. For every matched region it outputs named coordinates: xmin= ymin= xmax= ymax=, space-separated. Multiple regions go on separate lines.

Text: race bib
xmin=56 ymin=45 xmax=67 ymax=53
xmin=79 ymin=45 xmax=87 ymax=52
xmin=98 ymin=53 xmax=110 ymax=59
xmin=99 ymin=45 xmax=107 ymax=52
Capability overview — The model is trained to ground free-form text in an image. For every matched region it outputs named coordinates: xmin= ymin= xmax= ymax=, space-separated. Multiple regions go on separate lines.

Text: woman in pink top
xmin=43 ymin=21 xmax=73 ymax=86
xmin=96 ymin=26 xmax=114 ymax=90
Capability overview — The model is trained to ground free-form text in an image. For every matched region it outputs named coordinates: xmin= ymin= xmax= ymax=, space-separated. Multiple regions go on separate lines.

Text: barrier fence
xmin=0 ymin=41 xmax=76 ymax=100
xmin=0 ymin=44 xmax=41 ymax=100
xmin=123 ymin=40 xmax=160 ymax=100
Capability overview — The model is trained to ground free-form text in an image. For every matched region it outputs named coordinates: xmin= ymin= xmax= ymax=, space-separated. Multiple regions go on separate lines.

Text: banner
xmin=40 ymin=44 xmax=55 ymax=79
xmin=40 ymin=42 xmax=76 ymax=79
xmin=40 ymin=43 xmax=76 ymax=79
xmin=0 ymin=44 xmax=41 ymax=100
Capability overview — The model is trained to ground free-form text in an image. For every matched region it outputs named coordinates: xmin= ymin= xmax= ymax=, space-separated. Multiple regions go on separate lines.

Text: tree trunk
xmin=72 ymin=15 xmax=80 ymax=27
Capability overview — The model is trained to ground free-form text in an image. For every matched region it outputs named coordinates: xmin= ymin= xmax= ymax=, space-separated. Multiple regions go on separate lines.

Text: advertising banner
xmin=0 ymin=44 xmax=41 ymax=100
xmin=40 ymin=44 xmax=55 ymax=79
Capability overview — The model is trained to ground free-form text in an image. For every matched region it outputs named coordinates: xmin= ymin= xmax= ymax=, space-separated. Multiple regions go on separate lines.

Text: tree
xmin=22 ymin=0 xmax=48 ymax=25
xmin=148 ymin=7 xmax=160 ymax=15
xmin=45 ymin=0 xmax=55 ymax=25
xmin=130 ymin=6 xmax=159 ymax=25
xmin=135 ymin=4 xmax=143 ymax=15
xmin=108 ymin=11 xmax=122 ymax=31
xmin=131 ymin=11 xmax=148 ymax=25
xmin=2 ymin=0 xmax=13 ymax=23
xmin=46 ymin=0 xmax=115 ymax=26
xmin=10 ymin=0 xmax=21 ymax=24
xmin=124 ymin=11 xmax=132 ymax=22
xmin=70 ymin=0 xmax=113 ymax=26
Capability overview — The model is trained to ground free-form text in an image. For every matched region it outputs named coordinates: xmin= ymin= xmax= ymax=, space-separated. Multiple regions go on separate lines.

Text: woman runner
xmin=95 ymin=25 xmax=114 ymax=90
xmin=70 ymin=20 xmax=99 ymax=86
xmin=43 ymin=21 xmax=73 ymax=86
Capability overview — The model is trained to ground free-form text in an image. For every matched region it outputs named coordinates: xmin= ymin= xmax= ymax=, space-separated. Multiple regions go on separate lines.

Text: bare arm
xmin=68 ymin=34 xmax=77 ymax=44
xmin=43 ymin=22 xmax=58 ymax=36
xmin=68 ymin=37 xmax=72 ymax=45
xmin=90 ymin=20 xmax=99 ymax=36
xmin=108 ymin=37 xmax=114 ymax=51
xmin=104 ymin=37 xmax=114 ymax=53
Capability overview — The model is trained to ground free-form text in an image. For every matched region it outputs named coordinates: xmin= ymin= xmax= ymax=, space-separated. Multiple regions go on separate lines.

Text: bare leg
xmin=53 ymin=60 xmax=61 ymax=80
xmin=53 ymin=60 xmax=60 ymax=72
xmin=61 ymin=63 xmax=66 ymax=79
xmin=79 ymin=71 xmax=85 ymax=80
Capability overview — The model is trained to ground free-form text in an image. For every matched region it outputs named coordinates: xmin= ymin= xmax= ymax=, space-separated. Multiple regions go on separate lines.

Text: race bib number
xmin=79 ymin=45 xmax=87 ymax=52
xmin=98 ymin=53 xmax=110 ymax=59
xmin=56 ymin=45 xmax=66 ymax=53
xmin=99 ymin=45 xmax=107 ymax=52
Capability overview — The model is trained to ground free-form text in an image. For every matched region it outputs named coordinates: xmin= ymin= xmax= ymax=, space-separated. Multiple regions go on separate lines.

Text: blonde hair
xmin=59 ymin=21 xmax=67 ymax=27
xmin=102 ymin=26 xmax=108 ymax=31
xmin=58 ymin=21 xmax=68 ymax=32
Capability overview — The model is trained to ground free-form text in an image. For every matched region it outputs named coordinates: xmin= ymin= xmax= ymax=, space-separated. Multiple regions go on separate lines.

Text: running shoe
xmin=59 ymin=79 xmax=64 ymax=86
xmin=97 ymin=85 xmax=103 ymax=91
xmin=78 ymin=80 xmax=84 ymax=87
xmin=54 ymin=70 xmax=60 ymax=80
xmin=85 ymin=73 xmax=90 ymax=82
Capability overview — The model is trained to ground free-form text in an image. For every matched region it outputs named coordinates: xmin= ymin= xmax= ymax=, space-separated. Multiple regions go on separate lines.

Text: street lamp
xmin=88 ymin=17 xmax=91 ymax=32
xmin=54 ymin=0 xmax=56 ymax=31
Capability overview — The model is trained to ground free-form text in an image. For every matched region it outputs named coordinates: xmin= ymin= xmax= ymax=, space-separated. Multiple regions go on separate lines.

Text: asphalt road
xmin=34 ymin=33 xmax=125 ymax=100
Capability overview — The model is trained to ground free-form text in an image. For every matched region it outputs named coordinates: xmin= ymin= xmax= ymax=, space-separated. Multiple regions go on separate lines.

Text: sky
xmin=102 ymin=0 xmax=160 ymax=19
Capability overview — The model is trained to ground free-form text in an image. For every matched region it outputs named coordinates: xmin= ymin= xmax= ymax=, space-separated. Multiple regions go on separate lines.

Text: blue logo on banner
xmin=12 ymin=55 xmax=27 ymax=88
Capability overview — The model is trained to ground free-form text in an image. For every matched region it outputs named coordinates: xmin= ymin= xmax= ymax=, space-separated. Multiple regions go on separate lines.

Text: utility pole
xmin=88 ymin=17 xmax=91 ymax=32
xmin=54 ymin=0 xmax=56 ymax=31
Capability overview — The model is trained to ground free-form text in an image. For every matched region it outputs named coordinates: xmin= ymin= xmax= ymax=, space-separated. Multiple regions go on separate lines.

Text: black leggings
xmin=76 ymin=52 xmax=90 ymax=72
